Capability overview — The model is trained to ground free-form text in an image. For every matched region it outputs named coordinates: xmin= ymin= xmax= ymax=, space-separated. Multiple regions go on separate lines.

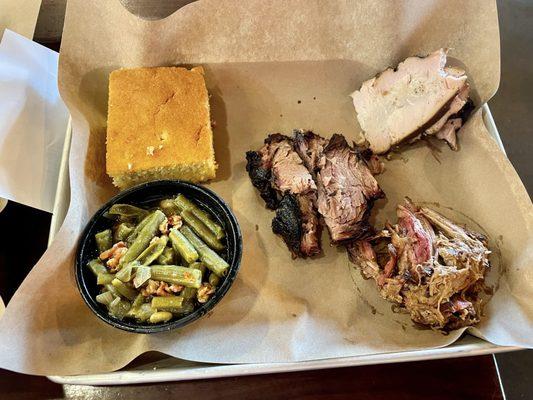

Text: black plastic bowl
xmin=75 ymin=180 xmax=242 ymax=334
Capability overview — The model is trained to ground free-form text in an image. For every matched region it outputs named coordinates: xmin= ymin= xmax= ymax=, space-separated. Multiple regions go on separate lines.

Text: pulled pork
xmin=347 ymin=199 xmax=490 ymax=330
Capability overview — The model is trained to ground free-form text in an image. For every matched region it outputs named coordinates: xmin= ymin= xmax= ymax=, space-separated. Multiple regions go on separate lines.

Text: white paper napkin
xmin=0 ymin=29 xmax=69 ymax=212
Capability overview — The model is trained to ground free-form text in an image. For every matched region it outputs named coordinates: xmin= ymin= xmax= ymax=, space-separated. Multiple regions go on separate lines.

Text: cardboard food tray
xmin=46 ymin=105 xmax=520 ymax=385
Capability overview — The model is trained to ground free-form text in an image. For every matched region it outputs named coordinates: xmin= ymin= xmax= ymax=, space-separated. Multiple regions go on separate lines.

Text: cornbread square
xmin=106 ymin=66 xmax=217 ymax=189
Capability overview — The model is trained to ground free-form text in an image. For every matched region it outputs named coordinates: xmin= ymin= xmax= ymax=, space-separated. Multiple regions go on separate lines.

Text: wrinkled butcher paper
xmin=0 ymin=0 xmax=531 ymax=376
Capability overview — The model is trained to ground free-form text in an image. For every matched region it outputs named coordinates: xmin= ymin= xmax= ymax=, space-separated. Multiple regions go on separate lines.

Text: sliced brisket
xmin=268 ymin=134 xmax=317 ymax=195
xmin=297 ymin=192 xmax=321 ymax=256
xmin=247 ymin=130 xmax=384 ymax=256
xmin=245 ymin=150 xmax=279 ymax=209
xmin=245 ymin=134 xmax=322 ymax=257
xmin=293 ymin=130 xmax=328 ymax=172
xmin=271 ymin=194 xmax=302 ymax=258
xmin=296 ymin=133 xmax=384 ymax=243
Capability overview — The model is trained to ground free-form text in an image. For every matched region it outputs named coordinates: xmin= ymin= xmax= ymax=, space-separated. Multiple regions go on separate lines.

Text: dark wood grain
xmin=0 ymin=369 xmax=63 ymax=400
xmin=0 ymin=355 xmax=503 ymax=400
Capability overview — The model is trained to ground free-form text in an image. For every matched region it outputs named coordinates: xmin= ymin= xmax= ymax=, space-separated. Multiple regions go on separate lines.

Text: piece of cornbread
xmin=106 ymin=66 xmax=217 ymax=189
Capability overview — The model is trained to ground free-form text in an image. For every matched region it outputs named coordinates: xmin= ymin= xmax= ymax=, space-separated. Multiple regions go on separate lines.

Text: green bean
xmin=109 ymin=297 xmax=131 ymax=320
xmin=173 ymin=194 xmax=197 ymax=212
xmin=116 ymin=263 xmax=135 ymax=282
xmin=108 ymin=204 xmax=149 ymax=221
xmin=87 ymin=259 xmax=107 ymax=276
xmin=181 ymin=226 xmax=229 ymax=276
xmin=132 ymin=293 xmax=145 ymax=309
xmin=171 ymin=300 xmax=195 ymax=316
xmin=151 ymin=296 xmax=184 ymax=310
xmin=136 ymin=235 xmax=168 ymax=265
xmin=127 ymin=303 xmax=155 ymax=322
xmin=114 ymin=222 xmax=134 ymax=242
xmin=120 ymin=210 xmax=166 ymax=267
xmin=150 ymin=265 xmax=202 ymax=289
xmin=133 ymin=265 xmax=151 ymax=288
xmin=159 ymin=199 xmax=180 ymax=217
xmin=208 ymin=273 xmax=221 ymax=287
xmin=92 ymin=199 xmax=226 ymax=322
xmin=127 ymin=211 xmax=154 ymax=245
xmin=105 ymin=283 xmax=120 ymax=297
xmin=157 ymin=247 xmax=175 ymax=265
xmin=179 ymin=301 xmax=195 ymax=316
xmin=97 ymin=272 xmax=115 ymax=285
xmin=112 ymin=278 xmax=138 ymax=300
xmin=169 ymin=228 xmax=199 ymax=264
xmin=189 ymin=261 xmax=207 ymax=275
xmin=95 ymin=229 xmax=113 ymax=253
xmin=126 ymin=294 xmax=146 ymax=317
xmin=137 ymin=303 xmax=156 ymax=322
xmin=181 ymin=286 xmax=197 ymax=300
xmin=181 ymin=210 xmax=224 ymax=251
xmin=149 ymin=311 xmax=173 ymax=323
xmin=96 ymin=291 xmax=115 ymax=306
xmin=195 ymin=212 xmax=225 ymax=240
xmin=174 ymin=194 xmax=225 ymax=239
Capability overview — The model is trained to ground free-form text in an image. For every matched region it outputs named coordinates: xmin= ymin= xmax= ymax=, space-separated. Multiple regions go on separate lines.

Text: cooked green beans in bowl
xmin=75 ymin=180 xmax=242 ymax=333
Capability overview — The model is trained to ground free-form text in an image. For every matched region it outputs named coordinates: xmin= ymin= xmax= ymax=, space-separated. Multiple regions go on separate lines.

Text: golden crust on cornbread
xmin=106 ymin=66 xmax=217 ymax=189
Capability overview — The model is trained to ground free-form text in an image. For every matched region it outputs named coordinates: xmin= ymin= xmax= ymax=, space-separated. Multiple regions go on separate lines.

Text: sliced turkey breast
xmin=351 ymin=49 xmax=470 ymax=154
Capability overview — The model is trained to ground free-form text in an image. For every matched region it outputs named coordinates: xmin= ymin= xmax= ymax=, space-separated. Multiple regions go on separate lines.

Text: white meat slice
xmin=425 ymin=84 xmax=470 ymax=135
xmin=435 ymin=118 xmax=462 ymax=151
xmin=351 ymin=49 xmax=468 ymax=154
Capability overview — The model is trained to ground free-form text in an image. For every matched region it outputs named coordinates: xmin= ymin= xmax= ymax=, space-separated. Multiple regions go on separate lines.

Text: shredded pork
xmin=347 ymin=199 xmax=490 ymax=330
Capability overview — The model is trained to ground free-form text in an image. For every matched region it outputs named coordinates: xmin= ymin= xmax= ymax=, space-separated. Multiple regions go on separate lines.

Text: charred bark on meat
xmin=271 ymin=195 xmax=302 ymax=258
xmin=245 ymin=150 xmax=279 ymax=209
